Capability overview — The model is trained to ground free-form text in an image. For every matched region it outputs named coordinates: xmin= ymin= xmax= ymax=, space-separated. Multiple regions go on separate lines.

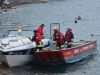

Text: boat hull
xmin=35 ymin=41 xmax=97 ymax=65
xmin=0 ymin=54 xmax=35 ymax=67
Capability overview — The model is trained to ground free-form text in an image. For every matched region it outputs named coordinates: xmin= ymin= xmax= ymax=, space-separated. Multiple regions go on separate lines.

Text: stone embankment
xmin=8 ymin=0 xmax=49 ymax=5
xmin=0 ymin=0 xmax=49 ymax=13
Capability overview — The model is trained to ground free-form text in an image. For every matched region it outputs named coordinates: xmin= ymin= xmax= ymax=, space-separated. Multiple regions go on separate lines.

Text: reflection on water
xmin=0 ymin=63 xmax=13 ymax=75
xmin=10 ymin=55 xmax=96 ymax=75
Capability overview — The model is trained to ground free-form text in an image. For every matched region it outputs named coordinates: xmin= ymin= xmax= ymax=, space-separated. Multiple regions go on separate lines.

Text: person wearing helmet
xmin=53 ymin=27 xmax=57 ymax=31
xmin=52 ymin=27 xmax=60 ymax=44
xmin=65 ymin=28 xmax=74 ymax=48
xmin=31 ymin=30 xmax=44 ymax=52
xmin=55 ymin=31 xmax=67 ymax=49
xmin=37 ymin=24 xmax=45 ymax=39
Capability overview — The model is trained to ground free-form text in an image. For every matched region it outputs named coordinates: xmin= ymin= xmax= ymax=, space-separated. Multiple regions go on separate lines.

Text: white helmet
xmin=53 ymin=27 xmax=57 ymax=30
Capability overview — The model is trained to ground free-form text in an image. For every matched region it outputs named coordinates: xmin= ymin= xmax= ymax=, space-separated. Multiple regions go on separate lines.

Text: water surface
xmin=0 ymin=0 xmax=100 ymax=75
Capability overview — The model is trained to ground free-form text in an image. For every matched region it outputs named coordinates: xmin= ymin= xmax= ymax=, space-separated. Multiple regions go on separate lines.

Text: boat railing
xmin=50 ymin=23 xmax=60 ymax=38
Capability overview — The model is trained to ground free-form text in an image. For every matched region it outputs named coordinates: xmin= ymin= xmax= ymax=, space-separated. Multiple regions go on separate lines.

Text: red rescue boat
xmin=35 ymin=22 xmax=98 ymax=65
xmin=35 ymin=40 xmax=97 ymax=65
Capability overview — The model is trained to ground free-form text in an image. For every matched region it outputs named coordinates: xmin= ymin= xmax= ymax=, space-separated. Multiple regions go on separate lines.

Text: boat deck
xmin=47 ymin=40 xmax=91 ymax=51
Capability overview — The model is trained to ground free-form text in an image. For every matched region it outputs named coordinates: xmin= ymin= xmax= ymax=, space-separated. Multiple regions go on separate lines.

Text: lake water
xmin=0 ymin=0 xmax=100 ymax=75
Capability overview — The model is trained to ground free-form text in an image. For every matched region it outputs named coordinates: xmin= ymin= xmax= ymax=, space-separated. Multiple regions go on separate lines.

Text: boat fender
xmin=47 ymin=41 xmax=51 ymax=47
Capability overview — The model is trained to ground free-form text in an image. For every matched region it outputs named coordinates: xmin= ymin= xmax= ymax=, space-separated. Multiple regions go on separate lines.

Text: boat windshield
xmin=8 ymin=30 xmax=33 ymax=37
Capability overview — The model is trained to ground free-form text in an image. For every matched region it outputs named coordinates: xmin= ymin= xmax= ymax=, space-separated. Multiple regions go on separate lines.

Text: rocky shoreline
xmin=0 ymin=0 xmax=49 ymax=13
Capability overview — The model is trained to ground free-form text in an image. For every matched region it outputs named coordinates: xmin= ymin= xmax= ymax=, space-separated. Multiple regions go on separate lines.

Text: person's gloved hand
xmin=68 ymin=42 xmax=71 ymax=45
xmin=53 ymin=41 xmax=56 ymax=44
xmin=64 ymin=41 xmax=68 ymax=45
xmin=28 ymin=37 xmax=31 ymax=40
xmin=68 ymin=42 xmax=73 ymax=45
xmin=71 ymin=39 xmax=74 ymax=42
xmin=71 ymin=42 xmax=73 ymax=44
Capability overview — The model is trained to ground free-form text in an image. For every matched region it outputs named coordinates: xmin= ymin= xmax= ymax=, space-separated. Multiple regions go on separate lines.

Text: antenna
xmin=75 ymin=16 xmax=93 ymax=41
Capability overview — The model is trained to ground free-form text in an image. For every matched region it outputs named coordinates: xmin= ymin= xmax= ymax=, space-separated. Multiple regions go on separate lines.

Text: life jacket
xmin=37 ymin=26 xmax=43 ymax=35
xmin=56 ymin=33 xmax=65 ymax=44
xmin=35 ymin=33 xmax=42 ymax=44
xmin=65 ymin=29 xmax=72 ymax=42
xmin=53 ymin=29 xmax=59 ymax=38
xmin=55 ymin=29 xmax=59 ymax=34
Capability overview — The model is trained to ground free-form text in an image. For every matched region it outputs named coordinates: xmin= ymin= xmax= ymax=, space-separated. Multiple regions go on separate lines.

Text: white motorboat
xmin=0 ymin=29 xmax=50 ymax=67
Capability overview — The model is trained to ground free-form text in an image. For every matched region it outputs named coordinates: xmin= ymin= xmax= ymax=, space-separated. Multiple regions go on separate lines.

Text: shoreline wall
xmin=7 ymin=0 xmax=49 ymax=5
